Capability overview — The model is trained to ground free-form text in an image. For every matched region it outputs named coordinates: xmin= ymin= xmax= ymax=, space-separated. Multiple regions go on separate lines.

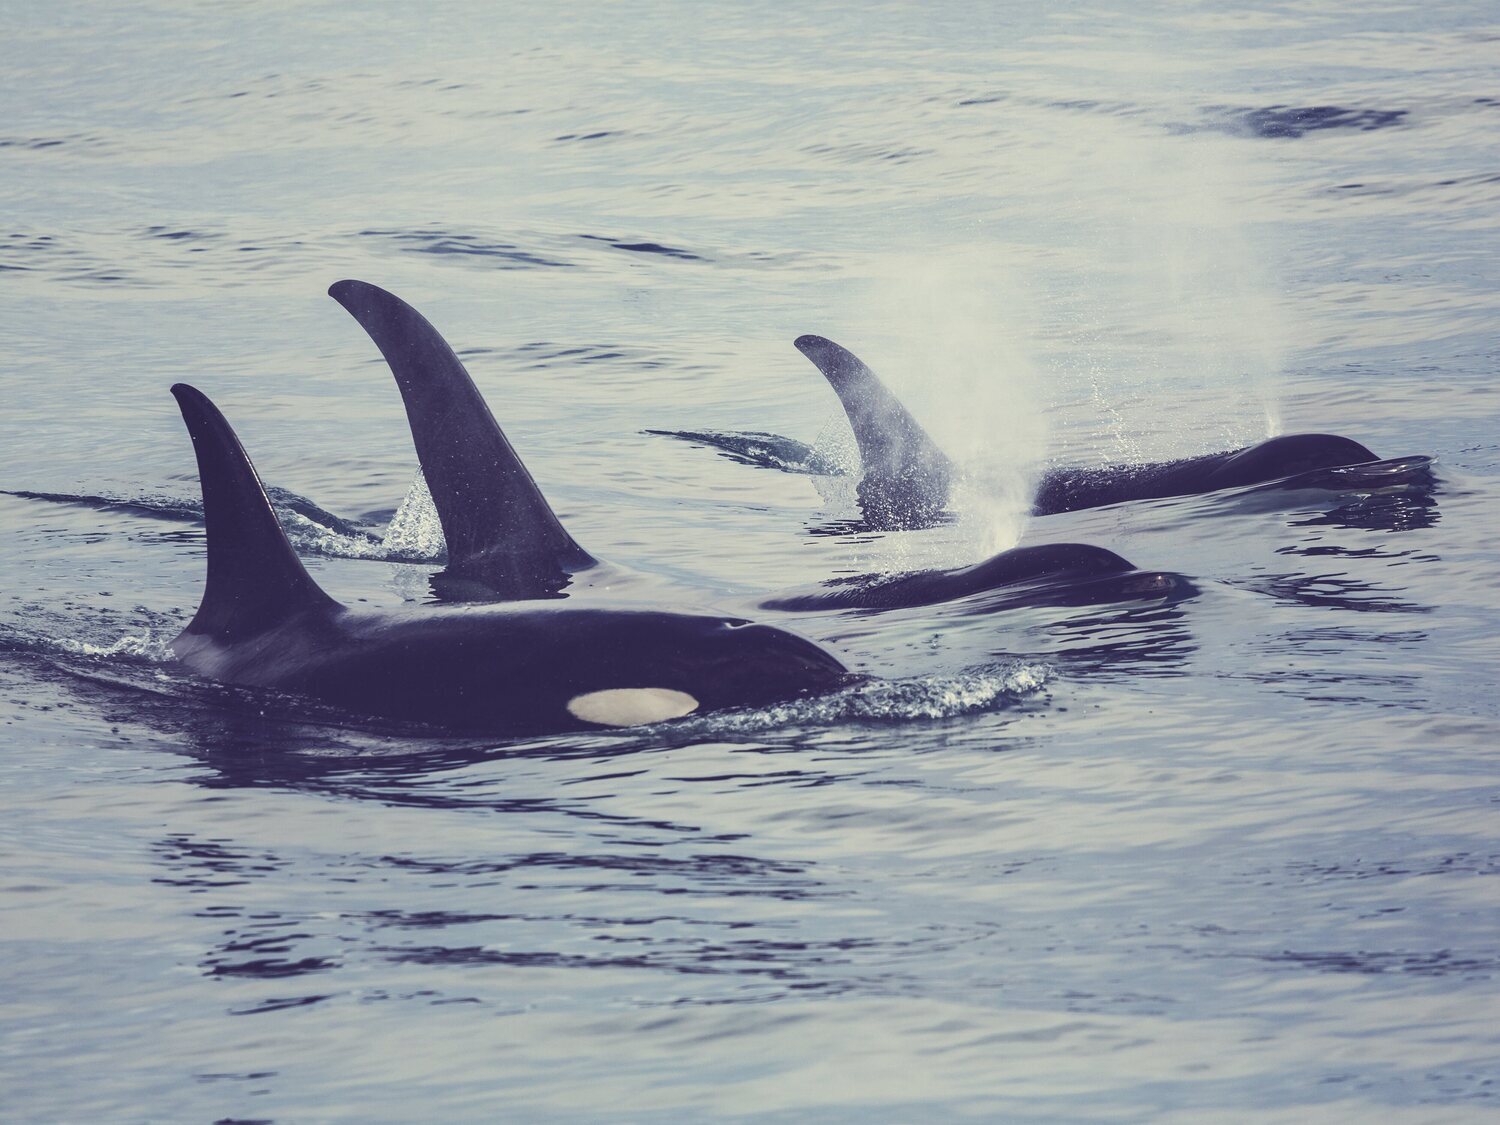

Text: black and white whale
xmin=659 ymin=334 xmax=1414 ymax=531
xmin=167 ymin=382 xmax=851 ymax=735
xmin=329 ymin=281 xmax=1188 ymax=615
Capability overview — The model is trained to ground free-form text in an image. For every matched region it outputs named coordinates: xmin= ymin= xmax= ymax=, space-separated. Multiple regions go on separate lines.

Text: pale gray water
xmin=2 ymin=2 xmax=1499 ymax=1120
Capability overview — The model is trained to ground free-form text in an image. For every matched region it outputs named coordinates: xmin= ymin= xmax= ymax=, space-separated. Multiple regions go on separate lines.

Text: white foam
xmin=681 ymin=661 xmax=1051 ymax=735
xmin=277 ymin=509 xmax=391 ymax=560
xmin=382 ymin=471 xmax=448 ymax=561
xmin=57 ymin=630 xmax=173 ymax=662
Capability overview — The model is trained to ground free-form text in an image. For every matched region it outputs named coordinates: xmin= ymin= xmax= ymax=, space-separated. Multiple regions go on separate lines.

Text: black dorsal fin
xmin=794 ymin=335 xmax=954 ymax=528
xmin=793 ymin=334 xmax=953 ymax=486
xmin=328 ymin=280 xmax=597 ymax=596
xmin=170 ymin=384 xmax=341 ymax=642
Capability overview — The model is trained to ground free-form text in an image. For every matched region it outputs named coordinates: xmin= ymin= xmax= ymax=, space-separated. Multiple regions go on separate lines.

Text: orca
xmin=167 ymin=383 xmax=851 ymax=735
xmin=762 ymin=543 xmax=1189 ymax=613
xmin=328 ymin=281 xmax=1185 ymax=616
xmin=668 ymin=334 xmax=1388 ymax=529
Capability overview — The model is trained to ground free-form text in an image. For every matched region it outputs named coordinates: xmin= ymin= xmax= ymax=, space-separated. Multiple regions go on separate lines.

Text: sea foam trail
xmin=1 ymin=482 xmax=449 ymax=564
xmin=675 ymin=661 xmax=1052 ymax=735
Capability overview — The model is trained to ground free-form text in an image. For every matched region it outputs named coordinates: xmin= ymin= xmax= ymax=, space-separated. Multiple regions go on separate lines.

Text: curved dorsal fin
xmin=794 ymin=335 xmax=954 ymax=528
xmin=793 ymin=334 xmax=953 ymax=486
xmin=170 ymin=384 xmax=341 ymax=642
xmin=328 ymin=280 xmax=596 ymax=596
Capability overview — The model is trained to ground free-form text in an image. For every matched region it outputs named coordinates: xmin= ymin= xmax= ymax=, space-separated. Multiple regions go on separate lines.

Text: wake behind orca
xmin=165 ymin=383 xmax=851 ymax=736
xmin=658 ymin=334 xmax=1420 ymax=532
xmin=328 ymin=281 xmax=1186 ymax=617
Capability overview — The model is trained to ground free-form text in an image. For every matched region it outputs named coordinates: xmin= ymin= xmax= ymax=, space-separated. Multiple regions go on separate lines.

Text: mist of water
xmin=856 ymin=250 xmax=1047 ymax=564
xmin=811 ymin=124 xmax=1290 ymax=573
xmin=1059 ymin=129 xmax=1290 ymax=459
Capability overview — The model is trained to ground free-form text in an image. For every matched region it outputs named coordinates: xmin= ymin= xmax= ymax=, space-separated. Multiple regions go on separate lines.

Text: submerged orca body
xmin=1029 ymin=433 xmax=1381 ymax=516
xmin=168 ymin=384 xmax=849 ymax=735
xmin=787 ymin=335 xmax=1381 ymax=525
xmin=330 ymin=282 xmax=1184 ymax=617
xmin=761 ymin=543 xmax=1190 ymax=613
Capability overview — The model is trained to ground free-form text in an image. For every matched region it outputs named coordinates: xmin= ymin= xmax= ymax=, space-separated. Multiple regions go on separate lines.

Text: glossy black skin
xmin=794 ymin=334 xmax=952 ymax=530
xmin=761 ymin=543 xmax=1189 ymax=613
xmin=168 ymin=381 xmax=851 ymax=735
xmin=329 ymin=279 xmax=597 ymax=599
xmin=173 ymin=601 xmax=852 ymax=736
xmin=791 ymin=335 xmax=1383 ymax=528
xmin=1031 ymin=433 xmax=1379 ymax=516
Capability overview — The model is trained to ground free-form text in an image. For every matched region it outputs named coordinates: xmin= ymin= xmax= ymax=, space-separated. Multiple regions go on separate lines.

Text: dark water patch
xmin=142 ymin=225 xmax=221 ymax=243
xmin=366 ymin=909 xmax=519 ymax=930
xmin=380 ymin=935 xmax=877 ymax=987
xmin=577 ymin=234 xmax=706 ymax=261
xmin=60 ymin=268 xmax=141 ymax=286
xmin=1229 ymin=571 xmax=1432 ymax=615
xmin=506 ymin=341 xmax=676 ymax=371
xmin=1256 ymin=948 xmax=1498 ymax=978
xmin=210 ymin=954 xmax=339 ymax=980
xmin=1288 ymin=852 xmax=1500 ymax=884
xmin=0 ymin=132 xmax=111 ymax=154
xmin=955 ymin=91 xmax=1007 ymax=107
xmin=645 ymin=429 xmax=845 ymax=474
xmin=359 ymin=228 xmax=573 ymax=268
xmin=1277 ymin=544 xmax=1427 ymax=561
xmin=954 ymin=90 xmax=1143 ymax=119
xmin=1329 ymin=171 xmax=1500 ymax=201
xmin=1217 ymin=105 xmax=1409 ymax=139
xmin=1288 ymin=488 xmax=1441 ymax=533
xmin=393 ymin=77 xmax=471 ymax=91
xmin=801 ymin=141 xmax=931 ymax=165
xmin=1039 ymin=602 xmax=1198 ymax=677
xmin=230 ymin=994 xmax=332 ymax=1016
xmin=1048 ymin=98 xmax=1140 ymax=117
xmin=378 ymin=851 xmax=827 ymax=900
xmin=152 ymin=834 xmax=288 ymax=889
xmin=1235 ymin=666 xmax=1425 ymax=710
xmin=0 ymin=231 xmax=148 ymax=286
xmin=6 ymin=233 xmax=59 ymax=249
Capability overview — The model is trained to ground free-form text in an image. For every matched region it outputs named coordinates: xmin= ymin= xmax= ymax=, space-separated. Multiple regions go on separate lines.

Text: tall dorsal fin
xmin=328 ymin=280 xmax=596 ymax=597
xmin=170 ymin=384 xmax=341 ymax=642
xmin=793 ymin=335 xmax=953 ymax=486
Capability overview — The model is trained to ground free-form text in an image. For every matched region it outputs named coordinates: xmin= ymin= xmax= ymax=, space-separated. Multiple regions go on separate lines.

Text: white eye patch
xmin=566 ymin=687 xmax=700 ymax=727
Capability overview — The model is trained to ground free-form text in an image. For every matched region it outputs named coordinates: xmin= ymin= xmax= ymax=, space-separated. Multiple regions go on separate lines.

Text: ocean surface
xmin=2 ymin=2 xmax=1498 ymax=1120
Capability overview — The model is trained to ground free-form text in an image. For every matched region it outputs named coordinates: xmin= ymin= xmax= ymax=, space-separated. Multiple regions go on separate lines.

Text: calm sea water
xmin=3 ymin=2 xmax=1498 ymax=1120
